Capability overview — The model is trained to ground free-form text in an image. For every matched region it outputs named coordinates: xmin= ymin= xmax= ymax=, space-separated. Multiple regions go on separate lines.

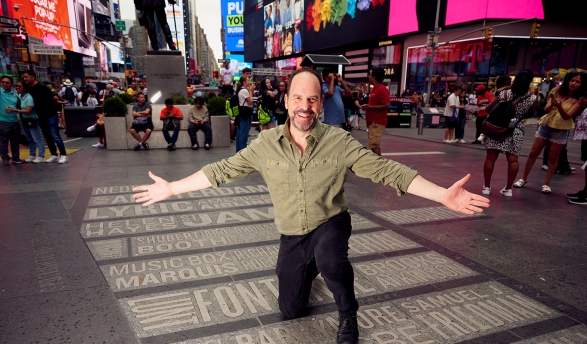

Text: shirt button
xmin=299 ymin=190 xmax=303 ymax=193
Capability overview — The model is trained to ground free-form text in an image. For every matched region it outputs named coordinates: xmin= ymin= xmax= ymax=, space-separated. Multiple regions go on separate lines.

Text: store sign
xmin=222 ymin=0 xmax=244 ymax=53
xmin=378 ymin=40 xmax=393 ymax=47
xmin=29 ymin=44 xmax=64 ymax=55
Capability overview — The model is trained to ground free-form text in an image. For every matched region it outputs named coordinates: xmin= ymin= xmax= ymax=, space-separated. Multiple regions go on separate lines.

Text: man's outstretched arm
xmin=133 ymin=170 xmax=212 ymax=206
xmin=407 ymin=174 xmax=490 ymax=215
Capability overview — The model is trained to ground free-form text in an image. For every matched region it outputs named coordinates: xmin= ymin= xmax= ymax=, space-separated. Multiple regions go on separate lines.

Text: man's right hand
xmin=133 ymin=171 xmax=174 ymax=206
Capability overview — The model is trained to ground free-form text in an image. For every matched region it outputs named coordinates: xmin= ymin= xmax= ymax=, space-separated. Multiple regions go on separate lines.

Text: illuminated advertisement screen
xmin=244 ymin=4 xmax=265 ymax=61
xmin=445 ymin=0 xmax=544 ymax=25
xmin=66 ymin=0 xmax=97 ymax=56
xmin=304 ymin=0 xmax=389 ymax=52
xmin=222 ymin=0 xmax=245 ymax=53
xmin=263 ymin=0 xmax=304 ymax=58
xmin=20 ymin=0 xmax=75 ymax=52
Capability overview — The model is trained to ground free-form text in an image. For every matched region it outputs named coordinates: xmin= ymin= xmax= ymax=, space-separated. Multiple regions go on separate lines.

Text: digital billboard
xmin=445 ymin=0 xmax=544 ymax=25
xmin=222 ymin=0 xmax=245 ymax=53
xmin=20 ymin=0 xmax=75 ymax=52
xmin=263 ymin=0 xmax=304 ymax=58
xmin=244 ymin=4 xmax=264 ymax=62
xmin=66 ymin=0 xmax=96 ymax=56
xmin=304 ymin=0 xmax=388 ymax=52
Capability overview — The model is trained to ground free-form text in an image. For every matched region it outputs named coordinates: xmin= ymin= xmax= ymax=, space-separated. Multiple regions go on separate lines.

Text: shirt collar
xmin=1 ymin=87 xmax=16 ymax=95
xmin=278 ymin=117 xmax=326 ymax=143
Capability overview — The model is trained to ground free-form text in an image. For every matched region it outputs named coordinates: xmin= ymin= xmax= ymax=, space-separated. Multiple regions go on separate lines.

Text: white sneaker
xmin=87 ymin=125 xmax=96 ymax=132
xmin=500 ymin=187 xmax=513 ymax=197
xmin=541 ymin=164 xmax=548 ymax=171
xmin=46 ymin=155 xmax=59 ymax=163
xmin=92 ymin=143 xmax=104 ymax=147
xmin=459 ymin=139 xmax=466 ymax=144
xmin=452 ymin=139 xmax=459 ymax=143
xmin=477 ymin=134 xmax=485 ymax=143
xmin=58 ymin=155 xmax=68 ymax=164
xmin=33 ymin=157 xmax=45 ymax=163
xmin=482 ymin=186 xmax=491 ymax=195
xmin=444 ymin=139 xmax=452 ymax=143
xmin=24 ymin=156 xmax=35 ymax=163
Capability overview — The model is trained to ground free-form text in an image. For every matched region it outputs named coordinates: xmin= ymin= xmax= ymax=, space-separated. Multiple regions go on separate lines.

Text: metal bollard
xmin=417 ymin=111 xmax=424 ymax=135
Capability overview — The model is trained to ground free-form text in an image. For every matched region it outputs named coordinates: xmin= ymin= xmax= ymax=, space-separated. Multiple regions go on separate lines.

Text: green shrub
xmin=188 ymin=98 xmax=195 ymax=105
xmin=170 ymin=92 xmax=188 ymax=105
xmin=207 ymin=96 xmax=227 ymax=116
xmin=103 ymin=97 xmax=128 ymax=117
xmin=117 ymin=93 xmax=135 ymax=104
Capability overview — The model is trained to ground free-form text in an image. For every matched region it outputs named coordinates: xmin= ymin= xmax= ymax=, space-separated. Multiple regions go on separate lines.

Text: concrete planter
xmin=210 ymin=116 xmax=230 ymax=147
xmin=105 ymin=117 xmax=128 ymax=150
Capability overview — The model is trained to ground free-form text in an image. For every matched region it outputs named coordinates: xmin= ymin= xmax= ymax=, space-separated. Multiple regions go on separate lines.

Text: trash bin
xmin=418 ymin=107 xmax=446 ymax=128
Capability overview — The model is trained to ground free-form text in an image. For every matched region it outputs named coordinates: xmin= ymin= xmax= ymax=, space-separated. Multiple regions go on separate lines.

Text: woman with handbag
xmin=481 ymin=70 xmax=536 ymax=196
xmin=259 ymin=78 xmax=277 ymax=131
xmin=13 ymin=81 xmax=45 ymax=163
xmin=514 ymin=70 xmax=587 ymax=194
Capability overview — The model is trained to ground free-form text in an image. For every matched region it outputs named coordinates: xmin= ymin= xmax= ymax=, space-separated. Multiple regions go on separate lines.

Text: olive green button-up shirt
xmin=202 ymin=120 xmax=418 ymax=235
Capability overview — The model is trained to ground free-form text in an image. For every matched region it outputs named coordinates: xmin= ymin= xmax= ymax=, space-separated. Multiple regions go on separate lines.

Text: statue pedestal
xmin=145 ymin=51 xmax=187 ymax=104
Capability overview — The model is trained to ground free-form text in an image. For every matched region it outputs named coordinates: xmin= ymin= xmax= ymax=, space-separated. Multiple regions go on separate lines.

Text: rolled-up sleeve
xmin=344 ymin=133 xmax=418 ymax=195
xmin=202 ymin=138 xmax=263 ymax=188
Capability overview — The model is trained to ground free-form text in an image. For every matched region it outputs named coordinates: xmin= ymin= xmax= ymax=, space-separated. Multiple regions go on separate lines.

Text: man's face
xmin=285 ymin=72 xmax=323 ymax=133
xmin=139 ymin=82 xmax=145 ymax=89
xmin=166 ymin=104 xmax=173 ymax=111
xmin=195 ymin=102 xmax=202 ymax=109
xmin=137 ymin=94 xmax=145 ymax=104
xmin=223 ymin=62 xmax=229 ymax=69
xmin=1 ymin=77 xmax=13 ymax=91
xmin=131 ymin=82 xmax=136 ymax=89
xmin=22 ymin=73 xmax=34 ymax=85
xmin=454 ymin=89 xmax=462 ymax=96
xmin=286 ymin=0 xmax=290 ymax=6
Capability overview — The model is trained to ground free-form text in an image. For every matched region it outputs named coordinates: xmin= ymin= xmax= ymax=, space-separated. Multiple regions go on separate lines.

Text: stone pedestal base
xmin=145 ymin=51 xmax=187 ymax=104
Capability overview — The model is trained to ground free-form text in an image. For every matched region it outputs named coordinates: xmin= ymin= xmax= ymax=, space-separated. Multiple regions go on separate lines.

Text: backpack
xmin=257 ymin=98 xmax=271 ymax=125
xmin=229 ymin=89 xmax=252 ymax=119
xmin=229 ymin=90 xmax=242 ymax=117
xmin=482 ymin=92 xmax=526 ymax=141
xmin=64 ymin=86 xmax=75 ymax=102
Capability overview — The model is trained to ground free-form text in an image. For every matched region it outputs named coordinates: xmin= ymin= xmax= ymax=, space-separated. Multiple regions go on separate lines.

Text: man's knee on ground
xmin=278 ymin=300 xmax=306 ymax=319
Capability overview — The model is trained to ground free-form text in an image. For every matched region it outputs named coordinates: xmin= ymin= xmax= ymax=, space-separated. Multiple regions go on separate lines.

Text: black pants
xmin=143 ymin=5 xmax=173 ymax=50
xmin=475 ymin=116 xmax=485 ymax=139
xmin=276 ymin=211 xmax=358 ymax=318
xmin=187 ymin=122 xmax=212 ymax=145
xmin=0 ymin=121 xmax=21 ymax=161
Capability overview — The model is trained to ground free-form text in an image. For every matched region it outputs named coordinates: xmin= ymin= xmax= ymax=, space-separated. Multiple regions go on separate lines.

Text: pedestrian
xmin=322 ymin=68 xmax=352 ymax=127
xmin=86 ymin=90 xmax=99 ymax=106
xmin=52 ymin=82 xmax=68 ymax=130
xmin=566 ymin=103 xmax=587 ymax=205
xmin=234 ymin=76 xmax=254 ymax=152
xmin=132 ymin=68 xmax=490 ymax=344
xmin=514 ymin=70 xmax=587 ymax=194
xmin=0 ymin=76 xmax=24 ymax=165
xmin=59 ymin=79 xmax=79 ymax=106
xmin=481 ymin=70 xmax=537 ymax=197
xmin=454 ymin=91 xmax=469 ymax=143
xmin=363 ymin=67 xmax=390 ymax=156
xmin=13 ymin=81 xmax=46 ymax=163
xmin=259 ymin=78 xmax=277 ymax=131
xmin=130 ymin=93 xmax=153 ymax=151
xmin=274 ymin=81 xmax=288 ymax=125
xmin=22 ymin=70 xmax=68 ymax=163
xmin=219 ymin=60 xmax=236 ymax=97
xmin=160 ymin=98 xmax=183 ymax=151
xmin=472 ymin=85 xmax=494 ymax=144
xmin=87 ymin=107 xmax=106 ymax=148
xmin=444 ymin=87 xmax=464 ymax=143
xmin=187 ymin=96 xmax=212 ymax=150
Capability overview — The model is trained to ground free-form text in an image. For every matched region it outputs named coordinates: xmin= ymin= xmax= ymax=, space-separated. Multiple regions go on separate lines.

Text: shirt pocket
xmin=309 ymin=157 xmax=338 ymax=198
xmin=265 ymin=159 xmax=290 ymax=199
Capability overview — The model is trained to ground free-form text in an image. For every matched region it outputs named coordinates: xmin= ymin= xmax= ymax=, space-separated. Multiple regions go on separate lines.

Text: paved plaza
xmin=1 ymin=119 xmax=586 ymax=344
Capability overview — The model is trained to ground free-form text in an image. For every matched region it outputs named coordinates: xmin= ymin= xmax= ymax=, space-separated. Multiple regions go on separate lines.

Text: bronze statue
xmin=135 ymin=0 xmax=177 ymax=51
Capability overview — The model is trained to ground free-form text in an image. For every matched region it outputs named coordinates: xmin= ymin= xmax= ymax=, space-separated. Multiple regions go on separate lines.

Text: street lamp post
xmin=418 ymin=0 xmax=441 ymax=135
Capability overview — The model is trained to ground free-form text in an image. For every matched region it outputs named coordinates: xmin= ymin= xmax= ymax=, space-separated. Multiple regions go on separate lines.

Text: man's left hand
xmin=440 ymin=174 xmax=490 ymax=215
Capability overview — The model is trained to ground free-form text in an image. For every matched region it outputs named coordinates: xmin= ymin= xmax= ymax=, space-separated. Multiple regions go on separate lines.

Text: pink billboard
xmin=446 ymin=0 xmax=544 ymax=26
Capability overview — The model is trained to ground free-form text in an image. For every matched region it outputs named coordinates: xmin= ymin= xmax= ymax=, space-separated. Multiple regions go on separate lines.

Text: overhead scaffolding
xmin=251 ymin=68 xmax=295 ymax=76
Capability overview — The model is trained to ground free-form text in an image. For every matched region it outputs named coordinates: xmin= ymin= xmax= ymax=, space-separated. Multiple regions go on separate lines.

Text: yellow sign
xmin=379 ymin=40 xmax=393 ymax=47
xmin=227 ymin=15 xmax=243 ymax=27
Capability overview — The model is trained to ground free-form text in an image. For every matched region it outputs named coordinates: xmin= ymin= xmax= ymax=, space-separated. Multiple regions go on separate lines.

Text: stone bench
xmin=106 ymin=104 xmax=230 ymax=150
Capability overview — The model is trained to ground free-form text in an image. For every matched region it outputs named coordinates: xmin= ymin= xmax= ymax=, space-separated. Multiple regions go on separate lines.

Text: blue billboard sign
xmin=222 ymin=0 xmax=244 ymax=53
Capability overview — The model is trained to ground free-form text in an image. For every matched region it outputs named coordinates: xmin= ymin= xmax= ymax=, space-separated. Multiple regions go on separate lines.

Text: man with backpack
xmin=59 ymin=79 xmax=79 ymax=106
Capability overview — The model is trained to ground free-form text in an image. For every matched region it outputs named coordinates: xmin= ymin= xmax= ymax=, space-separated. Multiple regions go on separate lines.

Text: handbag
xmin=22 ymin=116 xmax=38 ymax=128
xmin=538 ymin=113 xmax=554 ymax=127
xmin=450 ymin=106 xmax=459 ymax=123
xmin=257 ymin=102 xmax=271 ymax=125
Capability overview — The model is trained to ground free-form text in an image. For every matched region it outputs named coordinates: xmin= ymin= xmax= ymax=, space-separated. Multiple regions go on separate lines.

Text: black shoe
xmin=171 ymin=143 xmax=176 ymax=151
xmin=568 ymin=197 xmax=587 ymax=205
xmin=167 ymin=143 xmax=174 ymax=151
xmin=142 ymin=142 xmax=149 ymax=150
xmin=134 ymin=143 xmax=142 ymax=151
xmin=337 ymin=315 xmax=359 ymax=344
xmin=566 ymin=190 xmax=587 ymax=200
xmin=2 ymin=159 xmax=10 ymax=165
xmin=12 ymin=158 xmax=24 ymax=164
xmin=192 ymin=143 xmax=199 ymax=150
xmin=204 ymin=143 xmax=210 ymax=150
